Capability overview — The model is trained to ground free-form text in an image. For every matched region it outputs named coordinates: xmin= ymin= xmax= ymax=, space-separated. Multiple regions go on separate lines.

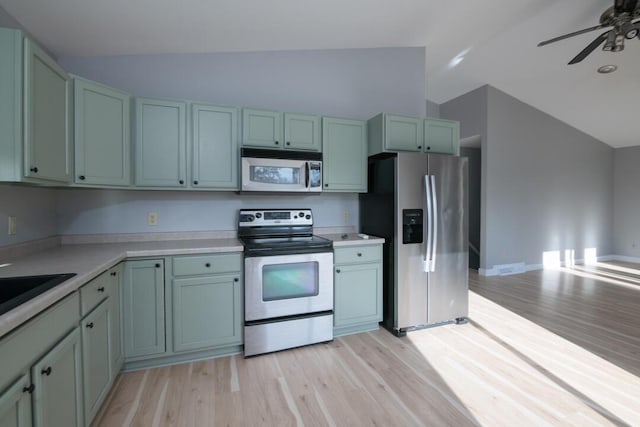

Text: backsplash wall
xmin=0 ymin=184 xmax=58 ymax=246
xmin=56 ymin=190 xmax=358 ymax=235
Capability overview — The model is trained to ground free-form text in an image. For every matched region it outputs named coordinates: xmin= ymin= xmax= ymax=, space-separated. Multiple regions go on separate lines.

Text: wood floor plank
xmin=96 ymin=261 xmax=640 ymax=426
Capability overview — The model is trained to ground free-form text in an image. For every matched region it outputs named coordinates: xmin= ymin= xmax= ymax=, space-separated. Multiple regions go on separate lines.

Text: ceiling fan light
xmin=625 ymin=28 xmax=639 ymax=39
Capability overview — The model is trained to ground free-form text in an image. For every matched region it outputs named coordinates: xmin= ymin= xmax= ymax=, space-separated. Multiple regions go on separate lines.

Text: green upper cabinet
xmin=242 ymin=108 xmax=321 ymax=151
xmin=191 ymin=104 xmax=239 ymax=190
xmin=283 ymin=113 xmax=321 ymax=151
xmin=134 ymin=98 xmax=187 ymax=187
xmin=322 ymin=117 xmax=367 ymax=192
xmin=424 ymin=118 xmax=460 ymax=155
xmin=74 ymin=77 xmax=131 ymax=186
xmin=23 ymin=38 xmax=72 ymax=183
xmin=31 ymin=328 xmax=83 ymax=427
xmin=242 ymin=108 xmax=282 ymax=149
xmin=0 ymin=374 xmax=32 ymax=427
xmin=368 ymin=113 xmax=423 ymax=155
xmin=0 ymin=28 xmax=71 ymax=184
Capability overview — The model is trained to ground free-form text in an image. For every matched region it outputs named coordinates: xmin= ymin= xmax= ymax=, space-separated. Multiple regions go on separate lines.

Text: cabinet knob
xmin=426 ymin=146 xmax=431 ymax=150
xmin=357 ymin=253 xmax=362 ymax=257
xmin=79 ymin=175 xmax=86 ymax=180
xmin=97 ymin=286 xmax=105 ymax=292
xmin=417 ymin=146 xmax=422 ymax=149
xmin=179 ymin=180 xmax=184 ymax=185
xmin=324 ymin=184 xmax=328 ymax=187
xmin=274 ymin=141 xmax=279 ymax=145
xmin=23 ymin=384 xmax=35 ymax=394
xmin=86 ymin=322 xmax=94 ymax=329
xmin=336 ymin=269 xmax=341 ymax=273
xmin=155 ymin=263 xmax=161 ymax=268
xmin=234 ymin=278 xmax=239 ymax=282
xmin=30 ymin=167 xmax=38 ymax=173
xmin=110 ymin=272 xmax=117 ymax=277
xmin=193 ymin=180 xmax=198 ymax=185
xmin=286 ymin=141 xmax=291 ymax=146
xmin=205 ymin=263 xmax=211 ymax=268
xmin=41 ymin=366 xmax=52 ymax=376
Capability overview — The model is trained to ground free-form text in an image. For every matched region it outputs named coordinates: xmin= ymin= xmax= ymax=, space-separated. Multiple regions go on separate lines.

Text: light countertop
xmin=320 ymin=233 xmax=385 ymax=247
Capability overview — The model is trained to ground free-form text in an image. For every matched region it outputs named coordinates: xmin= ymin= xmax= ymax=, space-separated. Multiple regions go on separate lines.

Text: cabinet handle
xmin=205 ymin=263 xmax=211 ymax=268
xmin=193 ymin=180 xmax=198 ymax=185
xmin=97 ymin=287 xmax=105 ymax=292
xmin=41 ymin=366 xmax=52 ymax=376
xmin=179 ymin=180 xmax=184 ymax=185
xmin=30 ymin=167 xmax=38 ymax=173
xmin=274 ymin=141 xmax=279 ymax=145
xmin=110 ymin=272 xmax=117 ymax=276
xmin=336 ymin=269 xmax=341 ymax=273
xmin=155 ymin=263 xmax=161 ymax=268
xmin=79 ymin=175 xmax=86 ymax=180
xmin=234 ymin=278 xmax=239 ymax=282
xmin=357 ymin=253 xmax=362 ymax=257
xmin=86 ymin=322 xmax=94 ymax=329
xmin=23 ymin=384 xmax=35 ymax=394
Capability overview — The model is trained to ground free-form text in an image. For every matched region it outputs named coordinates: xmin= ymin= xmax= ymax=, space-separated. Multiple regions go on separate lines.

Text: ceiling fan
xmin=538 ymin=0 xmax=640 ymax=64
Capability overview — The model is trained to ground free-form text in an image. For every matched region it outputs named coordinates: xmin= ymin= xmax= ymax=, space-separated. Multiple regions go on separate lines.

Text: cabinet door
xmin=23 ymin=38 xmax=72 ymax=183
xmin=31 ymin=328 xmax=82 ymax=427
xmin=0 ymin=374 xmax=32 ymax=427
xmin=424 ymin=118 xmax=460 ymax=155
xmin=334 ymin=263 xmax=382 ymax=328
xmin=109 ymin=264 xmax=124 ymax=375
xmin=284 ymin=113 xmax=321 ymax=151
xmin=0 ymin=28 xmax=22 ymax=182
xmin=81 ymin=300 xmax=111 ymax=425
xmin=322 ymin=117 xmax=367 ymax=192
xmin=172 ymin=274 xmax=242 ymax=352
xmin=135 ymin=98 xmax=187 ymax=187
xmin=242 ymin=108 xmax=282 ymax=149
xmin=192 ymin=104 xmax=238 ymax=189
xmin=74 ymin=78 xmax=130 ymax=186
xmin=384 ymin=114 xmax=423 ymax=152
xmin=123 ymin=260 xmax=165 ymax=359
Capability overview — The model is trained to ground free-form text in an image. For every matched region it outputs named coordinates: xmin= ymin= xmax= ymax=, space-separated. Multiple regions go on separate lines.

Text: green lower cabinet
xmin=31 ymin=328 xmax=83 ymax=427
xmin=108 ymin=264 xmax=124 ymax=375
xmin=81 ymin=300 xmax=111 ymax=425
xmin=333 ymin=245 xmax=383 ymax=336
xmin=123 ymin=260 xmax=165 ymax=359
xmin=0 ymin=374 xmax=32 ymax=427
xmin=172 ymin=274 xmax=242 ymax=353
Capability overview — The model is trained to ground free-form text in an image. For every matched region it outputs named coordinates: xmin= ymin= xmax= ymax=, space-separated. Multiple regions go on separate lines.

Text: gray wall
xmin=460 ymin=147 xmax=481 ymax=269
xmin=56 ymin=190 xmax=358 ymax=235
xmin=60 ymin=47 xmax=426 ymax=120
xmin=0 ymin=185 xmax=58 ymax=246
xmin=614 ymin=146 xmax=640 ymax=257
xmin=426 ymin=99 xmax=440 ymax=118
xmin=442 ymin=85 xmax=613 ymax=271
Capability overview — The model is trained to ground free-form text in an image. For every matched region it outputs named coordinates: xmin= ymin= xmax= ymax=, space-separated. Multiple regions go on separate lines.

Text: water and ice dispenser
xmin=402 ymin=209 xmax=423 ymax=244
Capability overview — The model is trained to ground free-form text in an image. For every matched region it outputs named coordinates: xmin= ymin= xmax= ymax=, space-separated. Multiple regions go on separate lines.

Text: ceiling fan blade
xmin=538 ymin=24 xmax=608 ymax=47
xmin=568 ymin=31 xmax=610 ymax=64
xmin=615 ymin=0 xmax=638 ymax=14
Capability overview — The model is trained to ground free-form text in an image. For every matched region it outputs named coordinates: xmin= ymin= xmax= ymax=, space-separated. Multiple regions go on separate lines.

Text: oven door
xmin=244 ymin=251 xmax=334 ymax=321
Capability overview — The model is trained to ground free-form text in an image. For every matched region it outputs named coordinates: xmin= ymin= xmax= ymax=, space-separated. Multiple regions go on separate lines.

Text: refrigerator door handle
xmin=424 ymin=175 xmax=433 ymax=272
xmin=430 ymin=175 xmax=438 ymax=272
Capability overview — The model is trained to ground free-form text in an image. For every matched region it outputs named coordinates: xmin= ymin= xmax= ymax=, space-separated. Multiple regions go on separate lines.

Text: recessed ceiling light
xmin=597 ymin=64 xmax=617 ymax=74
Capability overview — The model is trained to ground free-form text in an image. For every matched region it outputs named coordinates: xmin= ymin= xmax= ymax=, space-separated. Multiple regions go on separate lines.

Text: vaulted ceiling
xmin=1 ymin=0 xmax=638 ymax=147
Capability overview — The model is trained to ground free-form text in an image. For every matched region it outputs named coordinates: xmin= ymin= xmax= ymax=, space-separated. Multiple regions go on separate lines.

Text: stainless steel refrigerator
xmin=360 ymin=152 xmax=468 ymax=336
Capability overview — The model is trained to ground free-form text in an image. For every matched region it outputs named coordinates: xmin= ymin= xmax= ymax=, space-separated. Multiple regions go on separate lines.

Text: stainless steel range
xmin=238 ymin=209 xmax=334 ymax=356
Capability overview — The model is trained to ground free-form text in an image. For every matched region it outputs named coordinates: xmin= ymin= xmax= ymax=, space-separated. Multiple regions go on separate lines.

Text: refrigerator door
xmin=427 ymin=155 xmax=469 ymax=324
xmin=395 ymin=153 xmax=431 ymax=329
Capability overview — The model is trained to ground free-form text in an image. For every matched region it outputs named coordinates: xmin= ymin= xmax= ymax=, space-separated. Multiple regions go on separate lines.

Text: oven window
xmin=250 ymin=166 xmax=300 ymax=185
xmin=262 ymin=262 xmax=319 ymax=301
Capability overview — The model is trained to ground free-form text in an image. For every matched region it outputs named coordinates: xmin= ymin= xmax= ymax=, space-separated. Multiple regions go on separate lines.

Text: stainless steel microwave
xmin=240 ymin=148 xmax=322 ymax=193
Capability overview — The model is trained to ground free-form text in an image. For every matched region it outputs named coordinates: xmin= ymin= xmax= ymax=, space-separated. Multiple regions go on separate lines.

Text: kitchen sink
xmin=0 ymin=273 xmax=76 ymax=316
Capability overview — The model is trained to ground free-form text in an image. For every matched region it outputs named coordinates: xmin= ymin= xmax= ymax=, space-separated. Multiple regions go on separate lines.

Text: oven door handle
xmin=305 ymin=161 xmax=310 ymax=188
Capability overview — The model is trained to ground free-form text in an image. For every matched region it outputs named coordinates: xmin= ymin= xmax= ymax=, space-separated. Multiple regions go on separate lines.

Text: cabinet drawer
xmin=334 ymin=245 xmax=382 ymax=264
xmin=172 ymin=253 xmax=242 ymax=276
xmin=80 ymin=271 xmax=111 ymax=316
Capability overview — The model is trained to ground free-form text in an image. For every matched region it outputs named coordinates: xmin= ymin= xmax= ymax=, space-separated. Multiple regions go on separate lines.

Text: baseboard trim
xmin=478 ymin=254 xmax=622 ymax=276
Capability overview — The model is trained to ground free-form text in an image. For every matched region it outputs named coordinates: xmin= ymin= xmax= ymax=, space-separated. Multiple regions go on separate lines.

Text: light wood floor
xmin=96 ymin=262 xmax=640 ymax=426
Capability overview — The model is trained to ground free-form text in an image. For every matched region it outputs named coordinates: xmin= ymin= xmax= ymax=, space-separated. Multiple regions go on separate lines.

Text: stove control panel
xmin=238 ymin=209 xmax=313 ymax=227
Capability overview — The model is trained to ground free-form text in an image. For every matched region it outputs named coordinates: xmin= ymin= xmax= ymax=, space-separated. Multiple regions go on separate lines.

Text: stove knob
xmin=305 ymin=214 xmax=311 ymax=220
xmin=255 ymin=212 xmax=262 ymax=219
xmin=299 ymin=212 xmax=305 ymax=217
xmin=248 ymin=215 xmax=255 ymax=222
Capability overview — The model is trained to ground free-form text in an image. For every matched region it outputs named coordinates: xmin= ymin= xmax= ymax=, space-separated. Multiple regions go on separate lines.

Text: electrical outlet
xmin=343 ymin=211 xmax=350 ymax=221
xmin=8 ymin=216 xmax=16 ymax=235
xmin=148 ymin=212 xmax=158 ymax=226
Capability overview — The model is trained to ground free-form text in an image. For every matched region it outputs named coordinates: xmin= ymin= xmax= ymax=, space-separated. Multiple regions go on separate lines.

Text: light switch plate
xmin=148 ymin=212 xmax=158 ymax=226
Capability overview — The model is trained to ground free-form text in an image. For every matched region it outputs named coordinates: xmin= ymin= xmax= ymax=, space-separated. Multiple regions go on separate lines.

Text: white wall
xmin=441 ymin=85 xmax=613 ymax=271
xmin=613 ymin=146 xmax=640 ymax=258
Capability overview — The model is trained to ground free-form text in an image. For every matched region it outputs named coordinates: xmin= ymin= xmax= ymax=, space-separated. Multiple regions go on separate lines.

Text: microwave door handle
xmin=305 ymin=162 xmax=310 ymax=189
